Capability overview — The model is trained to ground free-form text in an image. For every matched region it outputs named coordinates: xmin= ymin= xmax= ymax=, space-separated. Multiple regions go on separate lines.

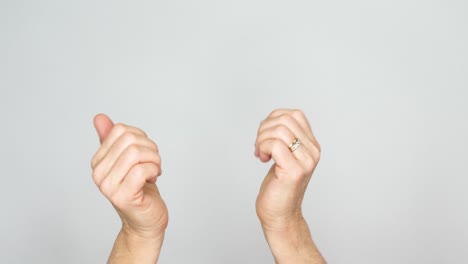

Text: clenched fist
xmin=255 ymin=109 xmax=325 ymax=264
xmin=91 ymin=114 xmax=167 ymax=263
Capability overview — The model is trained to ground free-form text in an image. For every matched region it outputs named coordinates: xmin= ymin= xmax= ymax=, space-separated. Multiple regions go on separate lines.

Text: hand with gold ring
xmin=254 ymin=109 xmax=325 ymax=264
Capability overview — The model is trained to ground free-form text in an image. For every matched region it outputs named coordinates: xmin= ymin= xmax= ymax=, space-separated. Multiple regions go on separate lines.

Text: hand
xmin=255 ymin=109 xmax=321 ymax=231
xmin=91 ymin=114 xmax=168 ymax=239
xmin=255 ymin=109 xmax=325 ymax=263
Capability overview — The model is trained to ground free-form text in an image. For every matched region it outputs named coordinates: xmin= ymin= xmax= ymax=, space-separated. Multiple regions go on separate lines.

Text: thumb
xmin=93 ymin=113 xmax=114 ymax=144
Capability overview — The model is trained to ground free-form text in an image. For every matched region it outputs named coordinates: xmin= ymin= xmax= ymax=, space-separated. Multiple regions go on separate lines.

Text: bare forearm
xmin=108 ymin=227 xmax=165 ymax=264
xmin=263 ymin=217 xmax=326 ymax=264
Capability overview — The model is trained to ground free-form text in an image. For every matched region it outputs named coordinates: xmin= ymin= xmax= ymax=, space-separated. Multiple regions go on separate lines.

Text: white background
xmin=1 ymin=0 xmax=467 ymax=263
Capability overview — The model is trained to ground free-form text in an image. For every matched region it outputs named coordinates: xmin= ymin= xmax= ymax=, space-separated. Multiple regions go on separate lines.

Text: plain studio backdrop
xmin=1 ymin=0 xmax=467 ymax=263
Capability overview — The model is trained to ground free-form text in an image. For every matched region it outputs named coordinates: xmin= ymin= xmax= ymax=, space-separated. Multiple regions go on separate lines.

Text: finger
xmin=94 ymin=113 xmax=114 ymax=143
xmin=122 ymin=163 xmax=161 ymax=195
xmin=257 ymin=139 xmax=297 ymax=169
xmin=92 ymin=133 xmax=158 ymax=184
xmin=91 ymin=123 xmax=148 ymax=169
xmin=266 ymin=109 xmax=319 ymax=148
xmin=267 ymin=109 xmax=312 ymax=132
xmin=258 ymin=113 xmax=313 ymax=149
xmin=259 ymin=113 xmax=309 ymax=140
xmin=105 ymin=145 xmax=161 ymax=187
xmin=256 ymin=125 xmax=308 ymax=161
xmin=257 ymin=114 xmax=321 ymax=165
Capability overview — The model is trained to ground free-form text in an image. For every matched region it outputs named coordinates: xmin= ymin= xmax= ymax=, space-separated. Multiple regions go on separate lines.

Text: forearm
xmin=108 ymin=227 xmax=165 ymax=264
xmin=262 ymin=217 xmax=326 ymax=264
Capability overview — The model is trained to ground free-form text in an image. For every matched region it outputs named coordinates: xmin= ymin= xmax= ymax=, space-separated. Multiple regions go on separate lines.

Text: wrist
xmin=107 ymin=227 xmax=165 ymax=264
xmin=262 ymin=217 xmax=326 ymax=264
xmin=259 ymin=210 xmax=304 ymax=233
xmin=121 ymin=222 xmax=166 ymax=242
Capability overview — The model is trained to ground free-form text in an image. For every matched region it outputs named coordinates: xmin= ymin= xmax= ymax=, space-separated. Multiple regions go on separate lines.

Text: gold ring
xmin=289 ymin=138 xmax=302 ymax=152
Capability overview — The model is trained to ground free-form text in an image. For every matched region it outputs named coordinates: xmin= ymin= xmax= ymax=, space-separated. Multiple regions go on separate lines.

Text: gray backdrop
xmin=1 ymin=0 xmax=467 ymax=263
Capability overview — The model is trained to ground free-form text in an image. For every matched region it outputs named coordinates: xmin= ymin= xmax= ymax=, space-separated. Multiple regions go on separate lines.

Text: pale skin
xmin=91 ymin=109 xmax=325 ymax=263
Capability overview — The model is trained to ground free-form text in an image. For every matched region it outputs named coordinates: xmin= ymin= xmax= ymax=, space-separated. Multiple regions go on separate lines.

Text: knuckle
xmin=314 ymin=148 xmax=321 ymax=161
xmin=91 ymin=170 xmax=100 ymax=185
xmin=113 ymin=123 xmax=128 ymax=134
xmin=121 ymin=131 xmax=139 ymax=145
xmin=136 ymin=128 xmax=148 ymax=137
xmin=132 ymin=164 xmax=146 ymax=177
xmin=256 ymin=127 xmax=263 ymax=138
xmin=304 ymin=156 xmax=316 ymax=171
xmin=276 ymin=125 xmax=291 ymax=138
xmin=99 ymin=178 xmax=113 ymax=197
xmin=310 ymin=144 xmax=321 ymax=162
xmin=148 ymin=140 xmax=159 ymax=153
xmin=255 ymin=135 xmax=262 ymax=144
xmin=292 ymin=109 xmax=306 ymax=119
xmin=279 ymin=114 xmax=294 ymax=125
xmin=92 ymin=164 xmax=104 ymax=183
xmin=90 ymin=156 xmax=98 ymax=169
xmin=153 ymin=154 xmax=162 ymax=166
xmin=257 ymin=141 xmax=266 ymax=151
xmin=271 ymin=109 xmax=281 ymax=116
xmin=125 ymin=144 xmax=143 ymax=163
xmin=271 ymin=139 xmax=284 ymax=150
xmin=91 ymin=150 xmax=104 ymax=169
xmin=271 ymin=108 xmax=287 ymax=117
xmin=258 ymin=119 xmax=267 ymax=131
xmin=316 ymin=142 xmax=322 ymax=153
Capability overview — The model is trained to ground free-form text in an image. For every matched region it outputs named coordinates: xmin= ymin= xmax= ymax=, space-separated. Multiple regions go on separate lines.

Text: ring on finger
xmin=289 ymin=138 xmax=302 ymax=152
